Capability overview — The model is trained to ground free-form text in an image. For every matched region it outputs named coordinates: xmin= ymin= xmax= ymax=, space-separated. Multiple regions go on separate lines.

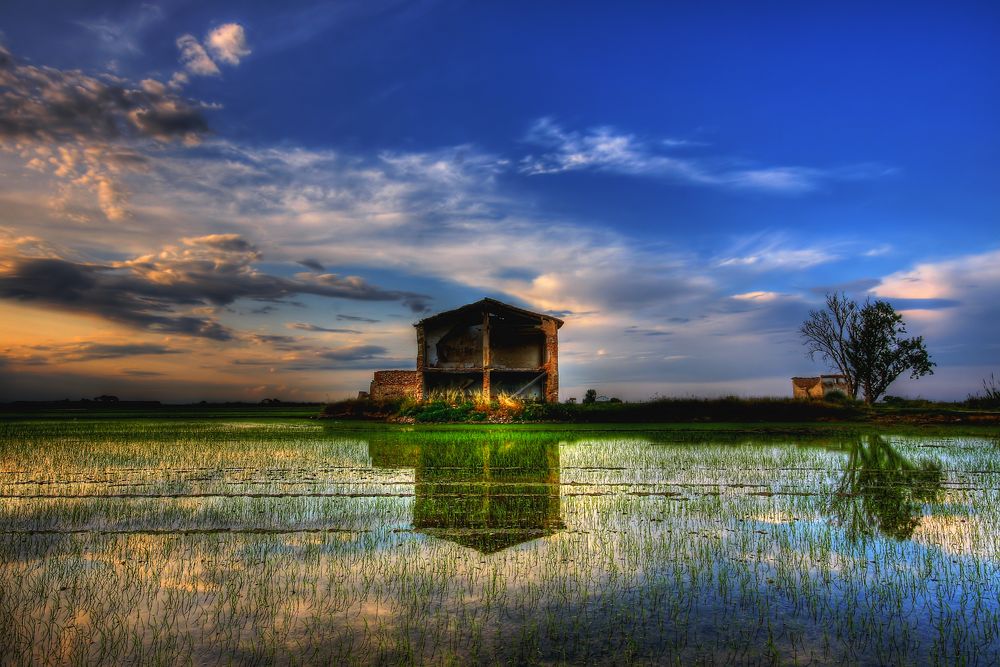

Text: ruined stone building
xmin=792 ymin=374 xmax=851 ymax=399
xmin=370 ymin=298 xmax=563 ymax=402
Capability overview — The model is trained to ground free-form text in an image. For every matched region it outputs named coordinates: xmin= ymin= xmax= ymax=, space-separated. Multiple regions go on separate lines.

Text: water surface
xmin=1 ymin=420 xmax=998 ymax=664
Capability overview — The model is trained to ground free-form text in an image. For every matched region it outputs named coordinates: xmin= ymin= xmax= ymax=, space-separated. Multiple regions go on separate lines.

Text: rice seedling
xmin=0 ymin=417 xmax=998 ymax=663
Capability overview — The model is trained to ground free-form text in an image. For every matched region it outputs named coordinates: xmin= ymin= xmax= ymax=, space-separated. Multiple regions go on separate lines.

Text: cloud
xmin=0 ymin=46 xmax=208 ymax=145
xmin=0 ymin=234 xmax=431 ymax=340
xmin=723 ymin=167 xmax=820 ymax=192
xmin=176 ymin=23 xmax=250 ymax=78
xmin=624 ymin=326 xmax=673 ymax=337
xmin=520 ymin=117 xmax=707 ymax=180
xmin=0 ymin=44 xmax=210 ymax=219
xmin=338 ymin=314 xmax=380 ymax=323
xmin=716 ymin=233 xmax=840 ymax=271
xmin=520 ymin=117 xmax=886 ymax=194
xmin=298 ymin=258 xmax=325 ymax=271
xmin=245 ymin=333 xmax=304 ymax=350
xmin=731 ymin=291 xmax=781 ymax=302
xmin=320 ymin=344 xmax=387 ymax=362
xmin=808 ymin=278 xmax=881 ymax=296
xmin=872 ymin=250 xmax=1000 ymax=366
xmin=206 ymin=24 xmax=251 ymax=65
xmin=281 ymin=344 xmax=397 ymax=371
xmin=76 ymin=5 xmax=164 ymax=56
xmin=176 ymin=34 xmax=220 ymax=76
xmin=287 ymin=322 xmax=363 ymax=334
xmin=131 ymin=141 xmax=709 ymax=317
xmin=7 ymin=342 xmax=182 ymax=363
xmin=283 ymin=344 xmax=396 ymax=371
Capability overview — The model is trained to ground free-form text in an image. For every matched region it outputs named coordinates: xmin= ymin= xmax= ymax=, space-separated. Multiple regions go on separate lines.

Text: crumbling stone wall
xmin=370 ymin=370 xmax=423 ymax=402
xmin=792 ymin=374 xmax=850 ymax=399
xmin=792 ymin=377 xmax=823 ymax=399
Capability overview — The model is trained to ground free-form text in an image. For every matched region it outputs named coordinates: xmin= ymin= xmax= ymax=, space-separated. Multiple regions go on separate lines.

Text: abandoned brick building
xmin=370 ymin=298 xmax=563 ymax=403
xmin=791 ymin=374 xmax=851 ymax=399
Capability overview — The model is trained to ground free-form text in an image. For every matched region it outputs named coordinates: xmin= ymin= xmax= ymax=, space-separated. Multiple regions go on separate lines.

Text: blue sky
xmin=0 ymin=0 xmax=997 ymax=401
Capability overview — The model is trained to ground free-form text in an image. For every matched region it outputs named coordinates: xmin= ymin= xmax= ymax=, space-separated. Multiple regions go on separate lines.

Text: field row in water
xmin=1 ymin=419 xmax=998 ymax=665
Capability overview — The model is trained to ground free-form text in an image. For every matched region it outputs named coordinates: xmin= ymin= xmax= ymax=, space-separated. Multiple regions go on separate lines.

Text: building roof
xmin=415 ymin=297 xmax=564 ymax=328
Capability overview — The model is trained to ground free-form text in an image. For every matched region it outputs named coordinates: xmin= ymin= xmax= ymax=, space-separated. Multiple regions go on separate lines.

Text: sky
xmin=0 ymin=0 xmax=998 ymax=402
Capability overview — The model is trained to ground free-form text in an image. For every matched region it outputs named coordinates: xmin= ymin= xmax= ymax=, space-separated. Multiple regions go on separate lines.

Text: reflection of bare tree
xmin=832 ymin=435 xmax=943 ymax=540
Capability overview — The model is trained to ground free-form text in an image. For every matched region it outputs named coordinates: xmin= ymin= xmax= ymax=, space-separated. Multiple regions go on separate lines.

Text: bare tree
xmin=799 ymin=293 xmax=860 ymax=399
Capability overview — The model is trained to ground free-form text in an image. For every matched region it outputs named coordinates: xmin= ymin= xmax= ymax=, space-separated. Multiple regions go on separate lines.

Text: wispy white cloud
xmin=76 ymin=5 xmax=164 ymax=56
xmin=206 ymin=23 xmax=251 ymax=65
xmin=176 ymin=34 xmax=221 ymax=76
xmin=176 ymin=22 xmax=251 ymax=78
xmin=731 ymin=291 xmax=782 ymax=301
xmin=520 ymin=117 xmax=710 ymax=182
xmin=871 ymin=252 xmax=1000 ymax=304
xmin=520 ymin=117 xmax=889 ymax=194
xmin=716 ymin=233 xmax=840 ymax=270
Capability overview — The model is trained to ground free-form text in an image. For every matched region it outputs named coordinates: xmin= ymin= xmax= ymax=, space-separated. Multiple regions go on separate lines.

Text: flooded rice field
xmin=1 ymin=419 xmax=999 ymax=664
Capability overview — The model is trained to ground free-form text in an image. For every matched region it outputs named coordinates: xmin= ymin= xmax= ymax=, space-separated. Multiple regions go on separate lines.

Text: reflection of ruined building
xmin=368 ymin=436 xmax=564 ymax=553
xmin=792 ymin=374 xmax=851 ymax=399
xmin=370 ymin=298 xmax=563 ymax=402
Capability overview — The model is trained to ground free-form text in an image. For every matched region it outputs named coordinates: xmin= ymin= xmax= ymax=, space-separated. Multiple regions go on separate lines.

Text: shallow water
xmin=1 ymin=420 xmax=999 ymax=664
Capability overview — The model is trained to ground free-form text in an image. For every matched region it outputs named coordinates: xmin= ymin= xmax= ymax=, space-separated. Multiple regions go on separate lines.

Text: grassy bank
xmin=322 ymin=393 xmax=999 ymax=426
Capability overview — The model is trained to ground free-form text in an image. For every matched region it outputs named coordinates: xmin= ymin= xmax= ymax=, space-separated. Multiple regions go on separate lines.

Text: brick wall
xmin=541 ymin=319 xmax=559 ymax=403
xmin=370 ymin=370 xmax=423 ymax=401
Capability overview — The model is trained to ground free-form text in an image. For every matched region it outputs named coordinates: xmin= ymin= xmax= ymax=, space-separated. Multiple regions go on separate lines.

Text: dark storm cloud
xmin=288 ymin=322 xmax=363 ymax=334
xmin=0 ymin=45 xmax=208 ymax=145
xmin=0 ymin=234 xmax=431 ymax=340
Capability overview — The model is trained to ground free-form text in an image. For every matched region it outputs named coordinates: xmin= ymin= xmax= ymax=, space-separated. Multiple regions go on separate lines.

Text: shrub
xmin=495 ymin=392 xmax=526 ymax=420
xmin=966 ymin=373 xmax=1000 ymax=409
xmin=823 ymin=389 xmax=851 ymax=404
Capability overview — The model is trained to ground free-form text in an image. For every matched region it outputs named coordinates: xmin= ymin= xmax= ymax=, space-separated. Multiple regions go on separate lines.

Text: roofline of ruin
xmin=414 ymin=297 xmax=564 ymax=328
